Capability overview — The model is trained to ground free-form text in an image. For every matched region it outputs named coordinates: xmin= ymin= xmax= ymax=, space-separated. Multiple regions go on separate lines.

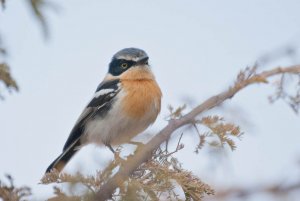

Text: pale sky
xmin=1 ymin=0 xmax=300 ymax=200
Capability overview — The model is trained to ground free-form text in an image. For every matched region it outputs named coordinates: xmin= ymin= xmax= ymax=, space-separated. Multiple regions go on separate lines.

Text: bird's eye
xmin=121 ymin=63 xmax=128 ymax=69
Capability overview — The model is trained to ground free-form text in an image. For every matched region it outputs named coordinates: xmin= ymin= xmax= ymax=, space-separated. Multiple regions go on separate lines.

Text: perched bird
xmin=46 ymin=48 xmax=162 ymax=173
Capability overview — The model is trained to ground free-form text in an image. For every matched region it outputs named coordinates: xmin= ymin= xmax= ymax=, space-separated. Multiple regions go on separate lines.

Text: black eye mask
xmin=108 ymin=59 xmax=136 ymax=76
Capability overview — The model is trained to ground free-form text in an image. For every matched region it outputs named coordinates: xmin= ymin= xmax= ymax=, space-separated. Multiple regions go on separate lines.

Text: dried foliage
xmin=42 ymin=157 xmax=122 ymax=197
xmin=0 ymin=175 xmax=31 ymax=201
xmin=0 ymin=34 xmax=18 ymax=99
xmin=194 ymin=116 xmax=243 ymax=153
xmin=167 ymin=104 xmax=243 ymax=153
xmin=42 ymin=145 xmax=214 ymax=201
xmin=126 ymin=147 xmax=214 ymax=201
xmin=0 ymin=63 xmax=19 ymax=99
xmin=269 ymin=73 xmax=300 ymax=113
xmin=233 ymin=65 xmax=268 ymax=92
xmin=167 ymin=104 xmax=187 ymax=120
xmin=232 ymin=65 xmax=300 ymax=114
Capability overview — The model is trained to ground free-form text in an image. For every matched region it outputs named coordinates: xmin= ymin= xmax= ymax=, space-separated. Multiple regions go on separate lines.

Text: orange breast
xmin=121 ymin=79 xmax=162 ymax=119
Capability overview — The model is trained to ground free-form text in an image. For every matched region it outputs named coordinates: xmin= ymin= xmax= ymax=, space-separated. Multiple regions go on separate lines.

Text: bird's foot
xmin=105 ymin=143 xmax=125 ymax=162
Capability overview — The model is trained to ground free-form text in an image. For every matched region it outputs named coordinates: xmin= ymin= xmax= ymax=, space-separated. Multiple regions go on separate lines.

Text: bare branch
xmin=208 ymin=181 xmax=300 ymax=200
xmin=94 ymin=65 xmax=300 ymax=200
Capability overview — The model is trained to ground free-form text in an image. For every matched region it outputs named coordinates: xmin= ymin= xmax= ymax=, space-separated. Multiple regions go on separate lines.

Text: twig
xmin=161 ymin=133 xmax=184 ymax=158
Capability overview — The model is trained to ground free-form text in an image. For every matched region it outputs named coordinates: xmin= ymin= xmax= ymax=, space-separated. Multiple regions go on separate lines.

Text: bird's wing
xmin=62 ymin=79 xmax=121 ymax=151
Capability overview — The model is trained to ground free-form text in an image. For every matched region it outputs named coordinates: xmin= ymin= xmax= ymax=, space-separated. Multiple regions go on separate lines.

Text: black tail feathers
xmin=45 ymin=140 xmax=81 ymax=173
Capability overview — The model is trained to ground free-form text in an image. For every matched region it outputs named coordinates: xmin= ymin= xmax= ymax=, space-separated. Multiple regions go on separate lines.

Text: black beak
xmin=136 ymin=56 xmax=149 ymax=65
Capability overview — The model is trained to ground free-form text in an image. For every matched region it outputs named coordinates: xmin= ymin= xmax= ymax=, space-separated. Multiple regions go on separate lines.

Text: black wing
xmin=62 ymin=79 xmax=120 ymax=151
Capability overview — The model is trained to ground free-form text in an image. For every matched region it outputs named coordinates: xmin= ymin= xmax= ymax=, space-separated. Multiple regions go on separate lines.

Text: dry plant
xmin=0 ymin=63 xmax=18 ymax=99
xmin=194 ymin=115 xmax=243 ymax=152
xmin=42 ymin=143 xmax=214 ymax=201
xmin=0 ymin=33 xmax=18 ymax=99
xmin=269 ymin=72 xmax=300 ymax=113
xmin=0 ymin=175 xmax=31 ymax=201
xmin=40 ymin=64 xmax=300 ymax=201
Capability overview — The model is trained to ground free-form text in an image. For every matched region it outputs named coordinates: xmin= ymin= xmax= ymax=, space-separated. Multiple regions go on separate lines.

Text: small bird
xmin=46 ymin=48 xmax=162 ymax=173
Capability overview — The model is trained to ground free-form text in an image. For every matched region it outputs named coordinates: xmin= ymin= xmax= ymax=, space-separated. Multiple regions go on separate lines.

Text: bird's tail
xmin=45 ymin=140 xmax=81 ymax=173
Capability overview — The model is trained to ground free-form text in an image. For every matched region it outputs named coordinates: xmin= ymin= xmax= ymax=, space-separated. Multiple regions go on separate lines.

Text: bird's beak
xmin=136 ymin=56 xmax=149 ymax=65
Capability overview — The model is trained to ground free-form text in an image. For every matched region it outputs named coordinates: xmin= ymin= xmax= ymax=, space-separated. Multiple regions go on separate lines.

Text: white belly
xmin=84 ymin=90 xmax=159 ymax=145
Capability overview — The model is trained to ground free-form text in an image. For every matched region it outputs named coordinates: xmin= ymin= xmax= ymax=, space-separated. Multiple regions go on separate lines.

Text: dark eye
xmin=121 ymin=63 xmax=128 ymax=69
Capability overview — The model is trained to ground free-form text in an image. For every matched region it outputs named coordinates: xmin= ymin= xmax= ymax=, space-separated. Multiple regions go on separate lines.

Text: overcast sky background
xmin=1 ymin=0 xmax=300 ymax=200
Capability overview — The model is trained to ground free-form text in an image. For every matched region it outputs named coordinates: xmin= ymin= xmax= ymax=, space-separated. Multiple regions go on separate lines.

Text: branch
xmin=94 ymin=65 xmax=300 ymax=200
xmin=208 ymin=181 xmax=300 ymax=199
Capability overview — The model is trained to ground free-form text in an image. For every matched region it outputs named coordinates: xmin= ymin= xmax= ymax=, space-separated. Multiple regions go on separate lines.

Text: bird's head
xmin=108 ymin=48 xmax=150 ymax=77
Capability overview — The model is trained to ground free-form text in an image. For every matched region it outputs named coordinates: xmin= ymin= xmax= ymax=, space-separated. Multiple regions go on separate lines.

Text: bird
xmin=46 ymin=48 xmax=162 ymax=173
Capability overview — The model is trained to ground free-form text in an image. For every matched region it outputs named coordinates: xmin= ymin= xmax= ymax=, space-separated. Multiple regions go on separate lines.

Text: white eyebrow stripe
xmin=94 ymin=88 xmax=115 ymax=98
xmin=116 ymin=55 xmax=139 ymax=61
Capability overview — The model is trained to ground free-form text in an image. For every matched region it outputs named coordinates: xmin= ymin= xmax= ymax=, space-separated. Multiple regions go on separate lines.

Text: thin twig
xmin=161 ymin=133 xmax=184 ymax=158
